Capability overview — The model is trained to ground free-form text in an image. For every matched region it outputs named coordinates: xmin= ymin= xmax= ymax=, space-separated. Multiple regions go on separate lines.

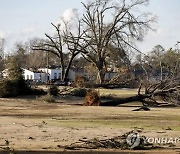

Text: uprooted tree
xmin=84 ymin=79 xmax=180 ymax=107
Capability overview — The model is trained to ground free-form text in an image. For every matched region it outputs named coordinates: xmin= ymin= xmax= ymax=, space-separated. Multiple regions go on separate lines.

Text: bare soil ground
xmin=0 ymin=93 xmax=179 ymax=153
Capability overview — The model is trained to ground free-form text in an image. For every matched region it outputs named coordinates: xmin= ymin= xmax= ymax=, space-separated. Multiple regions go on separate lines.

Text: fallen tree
xmin=84 ymin=79 xmax=180 ymax=107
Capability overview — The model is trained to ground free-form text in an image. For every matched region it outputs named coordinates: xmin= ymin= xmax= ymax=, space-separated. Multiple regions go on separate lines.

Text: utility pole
xmin=0 ymin=38 xmax=5 ymax=73
xmin=46 ymin=51 xmax=49 ymax=84
xmin=0 ymin=38 xmax=5 ymax=58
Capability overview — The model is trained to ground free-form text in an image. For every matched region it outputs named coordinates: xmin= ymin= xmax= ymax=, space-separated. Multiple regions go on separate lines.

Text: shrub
xmin=48 ymin=85 xmax=59 ymax=96
xmin=0 ymin=80 xmax=18 ymax=97
xmin=29 ymin=88 xmax=46 ymax=95
xmin=0 ymin=79 xmax=46 ymax=98
xmin=71 ymin=88 xmax=89 ymax=97
xmin=38 ymin=93 xmax=55 ymax=103
xmin=16 ymin=78 xmax=32 ymax=95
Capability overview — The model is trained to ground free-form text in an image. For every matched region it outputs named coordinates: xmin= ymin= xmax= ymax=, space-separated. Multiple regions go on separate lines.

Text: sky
xmin=0 ymin=0 xmax=180 ymax=54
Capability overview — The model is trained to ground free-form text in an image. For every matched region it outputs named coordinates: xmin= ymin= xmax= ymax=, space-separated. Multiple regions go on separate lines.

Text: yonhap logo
xmin=126 ymin=131 xmax=180 ymax=149
xmin=126 ymin=132 xmax=141 ymax=148
xmin=147 ymin=137 xmax=180 ymax=144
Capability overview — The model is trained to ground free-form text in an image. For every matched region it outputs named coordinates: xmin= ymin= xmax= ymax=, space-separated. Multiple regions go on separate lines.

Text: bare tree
xmin=33 ymin=17 xmax=83 ymax=82
xmin=68 ymin=0 xmax=155 ymax=83
xmin=32 ymin=23 xmax=66 ymax=81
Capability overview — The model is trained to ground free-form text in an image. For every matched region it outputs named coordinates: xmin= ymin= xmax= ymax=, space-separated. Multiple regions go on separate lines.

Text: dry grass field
xmin=0 ymin=88 xmax=179 ymax=153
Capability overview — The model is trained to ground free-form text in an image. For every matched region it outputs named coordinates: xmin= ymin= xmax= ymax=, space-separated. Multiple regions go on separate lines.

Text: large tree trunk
xmin=96 ymin=70 xmax=105 ymax=84
xmin=60 ymin=53 xmax=66 ymax=82
xmin=63 ymin=54 xmax=75 ymax=82
xmin=100 ymin=94 xmax=151 ymax=106
xmin=61 ymin=64 xmax=65 ymax=82
xmin=96 ymin=59 xmax=106 ymax=84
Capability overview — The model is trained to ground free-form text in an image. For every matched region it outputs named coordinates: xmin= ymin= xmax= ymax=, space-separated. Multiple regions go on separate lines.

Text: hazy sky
xmin=0 ymin=0 xmax=180 ymax=54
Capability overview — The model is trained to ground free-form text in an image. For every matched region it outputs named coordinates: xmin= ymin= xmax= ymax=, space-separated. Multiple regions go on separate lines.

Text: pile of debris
xmin=65 ymin=131 xmax=156 ymax=150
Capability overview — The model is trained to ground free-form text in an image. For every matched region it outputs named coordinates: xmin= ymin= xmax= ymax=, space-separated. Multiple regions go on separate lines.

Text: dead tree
xmin=32 ymin=23 xmax=66 ymax=81
xmin=33 ymin=21 xmax=83 ymax=82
